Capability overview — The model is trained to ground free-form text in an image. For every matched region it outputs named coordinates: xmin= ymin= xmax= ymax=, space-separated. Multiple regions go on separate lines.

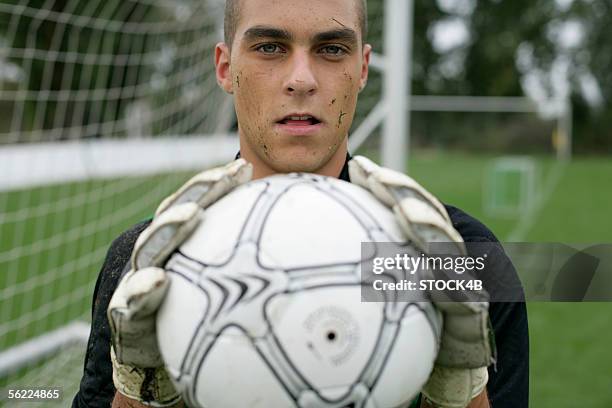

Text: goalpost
xmin=350 ymin=0 xmax=572 ymax=170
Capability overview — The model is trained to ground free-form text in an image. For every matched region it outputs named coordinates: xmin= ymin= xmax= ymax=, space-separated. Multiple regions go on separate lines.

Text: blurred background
xmin=0 ymin=0 xmax=611 ymax=406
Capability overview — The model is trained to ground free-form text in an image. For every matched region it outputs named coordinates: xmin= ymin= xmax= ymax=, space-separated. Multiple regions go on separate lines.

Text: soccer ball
xmin=156 ymin=173 xmax=441 ymax=408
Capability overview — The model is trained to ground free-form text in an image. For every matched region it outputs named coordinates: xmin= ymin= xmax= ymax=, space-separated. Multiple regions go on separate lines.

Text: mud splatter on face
xmin=337 ymin=110 xmax=347 ymax=128
xmin=235 ymin=70 xmax=243 ymax=88
xmin=331 ymin=17 xmax=347 ymax=28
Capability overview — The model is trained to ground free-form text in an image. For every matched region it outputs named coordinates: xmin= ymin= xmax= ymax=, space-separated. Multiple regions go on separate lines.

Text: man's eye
xmin=257 ymin=44 xmax=283 ymax=54
xmin=320 ymin=45 xmax=346 ymax=56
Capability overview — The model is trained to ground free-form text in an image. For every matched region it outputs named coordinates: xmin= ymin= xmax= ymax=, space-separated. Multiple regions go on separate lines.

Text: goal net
xmin=0 ymin=0 xmax=232 ymax=400
xmin=0 ymin=0 xmax=388 ymax=402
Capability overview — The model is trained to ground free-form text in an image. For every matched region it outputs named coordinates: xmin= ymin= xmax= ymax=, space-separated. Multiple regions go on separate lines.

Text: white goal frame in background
xmin=350 ymin=0 xmax=572 ymax=167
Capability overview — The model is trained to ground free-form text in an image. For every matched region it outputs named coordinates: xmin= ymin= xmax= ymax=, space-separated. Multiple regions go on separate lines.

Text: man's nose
xmin=284 ymin=51 xmax=317 ymax=96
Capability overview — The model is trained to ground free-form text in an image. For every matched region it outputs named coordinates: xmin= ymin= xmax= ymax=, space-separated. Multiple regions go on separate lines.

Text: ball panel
xmin=193 ymin=326 xmax=297 ymax=408
xmin=180 ymin=182 xmax=268 ymax=265
xmin=267 ymin=286 xmax=384 ymax=396
xmin=157 ymin=272 xmax=209 ymax=380
xmin=329 ymin=180 xmax=405 ymax=242
xmin=259 ymin=183 xmax=369 ymax=270
xmin=368 ymin=305 xmax=439 ymax=408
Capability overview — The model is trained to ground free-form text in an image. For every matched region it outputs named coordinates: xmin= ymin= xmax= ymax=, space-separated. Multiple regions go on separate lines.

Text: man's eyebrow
xmin=312 ymin=28 xmax=358 ymax=46
xmin=243 ymin=25 xmax=293 ymax=42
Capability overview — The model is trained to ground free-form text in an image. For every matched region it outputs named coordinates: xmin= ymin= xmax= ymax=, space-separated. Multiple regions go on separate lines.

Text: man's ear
xmin=215 ymin=42 xmax=233 ymax=94
xmin=359 ymin=44 xmax=372 ymax=92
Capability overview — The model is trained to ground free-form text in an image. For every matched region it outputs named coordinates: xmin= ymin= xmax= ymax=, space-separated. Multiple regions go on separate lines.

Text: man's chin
xmin=268 ymin=150 xmax=331 ymax=175
xmin=271 ymin=158 xmax=324 ymax=174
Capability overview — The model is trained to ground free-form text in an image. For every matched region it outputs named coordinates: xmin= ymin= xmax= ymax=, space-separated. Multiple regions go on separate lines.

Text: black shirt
xmin=73 ymin=157 xmax=528 ymax=408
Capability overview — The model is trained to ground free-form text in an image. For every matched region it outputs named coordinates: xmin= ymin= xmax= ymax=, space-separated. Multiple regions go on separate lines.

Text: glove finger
xmin=122 ymin=266 xmax=170 ymax=318
xmin=348 ymin=156 xmax=397 ymax=207
xmin=133 ymin=202 xmax=202 ymax=270
xmin=348 ymin=156 xmax=377 ymax=189
xmin=393 ymin=198 xmax=465 ymax=254
xmin=108 ymin=267 xmax=168 ymax=324
xmin=435 ymin=310 xmax=496 ymax=368
xmin=112 ymin=316 xmax=163 ymax=366
xmin=156 ymin=159 xmax=252 ymax=215
xmin=107 ymin=267 xmax=169 ymax=366
xmin=350 ymin=156 xmax=452 ymax=225
xmin=375 ymin=169 xmax=450 ymax=223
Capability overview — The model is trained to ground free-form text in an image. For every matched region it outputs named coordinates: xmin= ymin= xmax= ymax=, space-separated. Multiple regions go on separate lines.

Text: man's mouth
xmin=275 ymin=113 xmax=323 ymax=136
xmin=277 ymin=115 xmax=322 ymax=126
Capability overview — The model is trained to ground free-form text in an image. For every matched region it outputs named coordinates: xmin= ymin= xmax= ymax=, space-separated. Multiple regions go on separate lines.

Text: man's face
xmin=216 ymin=0 xmax=371 ymax=177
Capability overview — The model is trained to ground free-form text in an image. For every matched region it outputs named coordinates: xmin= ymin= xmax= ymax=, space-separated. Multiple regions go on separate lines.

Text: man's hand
xmin=348 ymin=156 xmax=496 ymax=408
xmin=107 ymin=159 xmax=252 ymax=407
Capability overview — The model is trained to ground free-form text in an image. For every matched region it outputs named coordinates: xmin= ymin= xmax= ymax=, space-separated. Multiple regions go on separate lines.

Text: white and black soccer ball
xmin=156 ymin=173 xmax=441 ymax=408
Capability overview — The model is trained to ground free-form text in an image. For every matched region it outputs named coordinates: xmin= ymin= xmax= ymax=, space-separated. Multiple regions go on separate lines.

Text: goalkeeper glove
xmin=107 ymin=159 xmax=252 ymax=406
xmin=348 ymin=156 xmax=496 ymax=408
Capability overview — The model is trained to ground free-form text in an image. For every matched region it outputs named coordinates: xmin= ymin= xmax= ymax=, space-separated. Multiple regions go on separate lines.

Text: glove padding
xmin=107 ymin=159 xmax=252 ymax=405
xmin=111 ymin=346 xmax=181 ymax=408
xmin=348 ymin=156 xmax=495 ymax=407
xmin=155 ymin=158 xmax=252 ymax=216
xmin=348 ymin=155 xmax=463 ymax=254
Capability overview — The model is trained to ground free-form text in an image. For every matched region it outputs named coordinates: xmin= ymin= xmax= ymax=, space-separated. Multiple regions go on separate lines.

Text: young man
xmin=73 ymin=0 xmax=528 ymax=407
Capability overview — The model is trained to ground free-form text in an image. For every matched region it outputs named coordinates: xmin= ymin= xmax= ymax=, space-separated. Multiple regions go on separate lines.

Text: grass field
xmin=409 ymin=151 xmax=612 ymax=408
xmin=1 ymin=151 xmax=611 ymax=407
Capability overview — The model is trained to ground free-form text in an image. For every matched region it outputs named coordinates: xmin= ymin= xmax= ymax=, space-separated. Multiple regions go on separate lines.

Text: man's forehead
xmin=242 ymin=25 xmax=359 ymax=48
xmin=235 ymin=0 xmax=361 ymax=39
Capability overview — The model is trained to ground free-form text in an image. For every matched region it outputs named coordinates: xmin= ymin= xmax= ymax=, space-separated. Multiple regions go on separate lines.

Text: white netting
xmin=0 ymin=0 xmax=231 ymax=143
xmin=0 ymin=0 xmax=236 ymax=394
xmin=1 ymin=343 xmax=86 ymax=407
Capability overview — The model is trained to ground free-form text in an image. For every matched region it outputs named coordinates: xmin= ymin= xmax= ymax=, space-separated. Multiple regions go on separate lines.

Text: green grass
xmin=2 ymin=151 xmax=611 ymax=407
xmin=0 ymin=171 xmax=194 ymax=348
xmin=407 ymin=151 xmax=612 ymax=408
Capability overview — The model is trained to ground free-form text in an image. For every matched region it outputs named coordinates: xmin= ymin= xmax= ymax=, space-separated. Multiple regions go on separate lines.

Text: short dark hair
xmin=224 ymin=0 xmax=368 ymax=48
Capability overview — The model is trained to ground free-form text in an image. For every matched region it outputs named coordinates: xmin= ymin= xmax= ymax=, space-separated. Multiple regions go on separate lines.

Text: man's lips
xmin=276 ymin=114 xmax=322 ymax=125
xmin=282 ymin=119 xmax=318 ymax=126
xmin=275 ymin=114 xmax=323 ymax=135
